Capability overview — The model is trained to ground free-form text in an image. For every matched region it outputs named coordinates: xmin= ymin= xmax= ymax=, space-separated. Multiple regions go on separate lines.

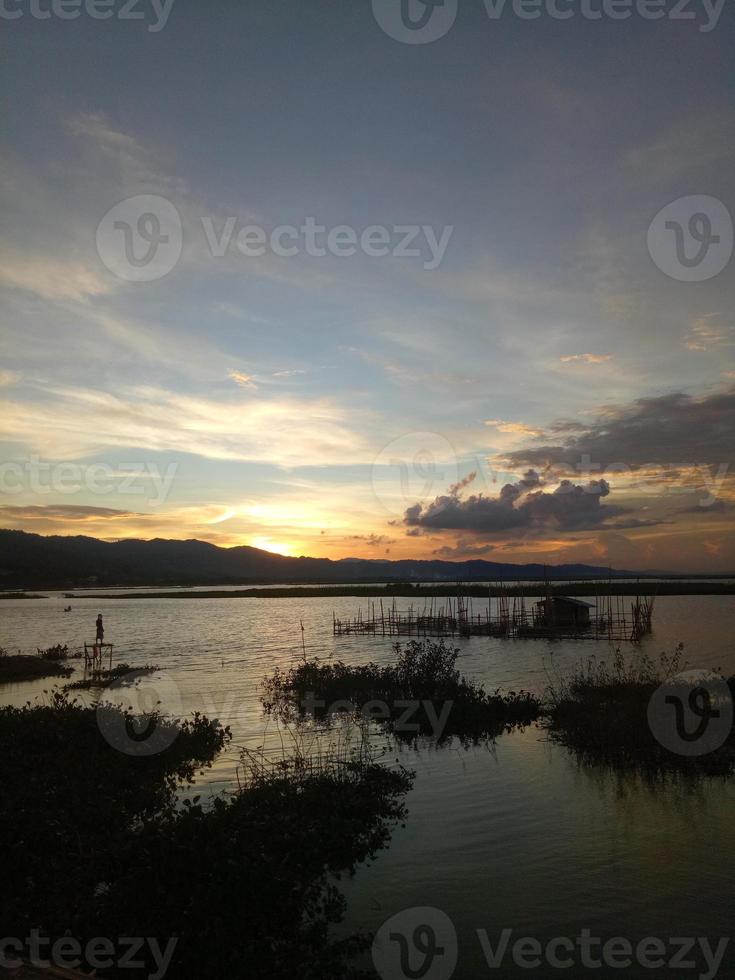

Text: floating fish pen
xmin=517 ymin=593 xmax=655 ymax=642
xmin=333 ymin=597 xmax=462 ymax=637
xmin=333 ymin=591 xmax=655 ymax=643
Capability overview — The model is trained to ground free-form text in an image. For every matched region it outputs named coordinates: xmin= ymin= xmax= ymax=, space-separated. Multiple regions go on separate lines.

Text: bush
xmin=107 ymin=750 xmax=412 ymax=978
xmin=545 ymin=646 xmax=735 ymax=777
xmin=0 ymin=693 xmax=411 ymax=979
xmin=263 ymin=638 xmax=540 ymax=745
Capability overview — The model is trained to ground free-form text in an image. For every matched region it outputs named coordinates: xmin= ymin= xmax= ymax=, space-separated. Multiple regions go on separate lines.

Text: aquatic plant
xmin=37 ymin=643 xmax=71 ymax=661
xmin=545 ymin=645 xmax=685 ymax=704
xmin=545 ymin=646 xmax=735 ymax=778
xmin=0 ymin=647 xmax=73 ymax=683
xmin=263 ymin=638 xmax=541 ymax=745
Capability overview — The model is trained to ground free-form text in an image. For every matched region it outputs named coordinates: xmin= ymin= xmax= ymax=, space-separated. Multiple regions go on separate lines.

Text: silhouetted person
xmin=95 ymin=614 xmax=104 ymax=643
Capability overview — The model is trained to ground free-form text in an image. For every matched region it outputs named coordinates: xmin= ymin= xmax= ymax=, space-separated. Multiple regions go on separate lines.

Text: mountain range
xmin=0 ymin=529 xmax=645 ymax=589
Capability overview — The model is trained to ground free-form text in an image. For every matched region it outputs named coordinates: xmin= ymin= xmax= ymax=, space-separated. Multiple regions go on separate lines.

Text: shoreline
xmin=31 ymin=581 xmax=735 ymax=599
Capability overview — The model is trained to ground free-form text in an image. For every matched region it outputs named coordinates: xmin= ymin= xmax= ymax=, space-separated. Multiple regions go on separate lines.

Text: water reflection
xmin=338 ymin=728 xmax=735 ymax=977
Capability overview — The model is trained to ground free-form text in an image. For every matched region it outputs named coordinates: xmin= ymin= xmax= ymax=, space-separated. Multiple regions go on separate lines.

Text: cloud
xmin=404 ymin=470 xmax=624 ymax=535
xmin=623 ymin=111 xmax=735 ymax=185
xmin=684 ymin=314 xmax=732 ymax=352
xmin=0 ymin=251 xmax=116 ymax=303
xmin=68 ymin=110 xmax=185 ymax=196
xmin=0 ymin=383 xmax=372 ymax=467
xmin=559 ymin=353 xmax=613 ymax=364
xmin=0 ymin=504 xmax=137 ymax=521
xmin=346 ymin=533 xmax=394 ymax=546
xmin=70 ymin=111 xmax=149 ymax=160
xmin=496 ymin=388 xmax=735 ymax=471
xmin=212 ymin=302 xmax=271 ymax=324
xmin=447 ymin=472 xmax=477 ymax=495
xmin=484 ymin=419 xmax=544 ymax=436
xmin=344 ymin=343 xmax=481 ymax=394
xmin=432 ymin=540 xmax=496 ymax=558
xmin=229 ymin=370 xmax=258 ymax=390
xmin=0 ymin=502 xmax=267 ymax=545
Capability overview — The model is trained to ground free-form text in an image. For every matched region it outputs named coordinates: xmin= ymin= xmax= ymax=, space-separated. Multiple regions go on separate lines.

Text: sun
xmin=250 ymin=536 xmax=293 ymax=557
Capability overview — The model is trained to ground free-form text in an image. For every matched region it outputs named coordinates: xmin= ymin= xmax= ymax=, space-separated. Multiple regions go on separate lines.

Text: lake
xmin=2 ymin=592 xmax=734 ymax=979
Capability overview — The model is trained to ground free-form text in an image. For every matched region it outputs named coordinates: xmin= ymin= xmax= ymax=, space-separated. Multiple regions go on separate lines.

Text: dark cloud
xmin=404 ymin=471 xmax=626 ymax=535
xmin=346 ymin=533 xmax=393 ymax=546
xmin=546 ymin=420 xmax=588 ymax=434
xmin=496 ymin=388 xmax=735 ymax=471
xmin=432 ymin=541 xmax=496 ymax=558
xmin=447 ymin=472 xmax=478 ymax=495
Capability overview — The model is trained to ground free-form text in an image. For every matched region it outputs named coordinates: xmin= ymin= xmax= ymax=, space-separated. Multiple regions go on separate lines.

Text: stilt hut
xmin=534 ymin=596 xmax=593 ymax=629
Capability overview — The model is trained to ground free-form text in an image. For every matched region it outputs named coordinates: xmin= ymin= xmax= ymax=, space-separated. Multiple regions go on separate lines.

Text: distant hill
xmin=0 ymin=529 xmax=642 ymax=589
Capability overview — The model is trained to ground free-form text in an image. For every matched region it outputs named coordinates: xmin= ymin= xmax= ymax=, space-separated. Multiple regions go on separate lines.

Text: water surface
xmin=2 ymin=593 xmax=733 ymax=978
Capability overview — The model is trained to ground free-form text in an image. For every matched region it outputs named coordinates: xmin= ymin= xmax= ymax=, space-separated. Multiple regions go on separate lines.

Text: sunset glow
xmin=1 ymin=10 xmax=733 ymax=573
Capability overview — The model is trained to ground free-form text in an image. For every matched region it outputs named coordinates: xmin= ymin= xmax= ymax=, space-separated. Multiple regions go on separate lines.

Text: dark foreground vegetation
xmin=264 ymin=638 xmax=540 ymax=744
xmin=545 ymin=646 xmax=735 ymax=777
xmin=0 ymin=693 xmax=411 ymax=979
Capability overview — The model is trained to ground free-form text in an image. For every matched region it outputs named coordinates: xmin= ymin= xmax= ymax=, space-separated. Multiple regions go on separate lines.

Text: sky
xmin=1 ymin=0 xmax=734 ymax=572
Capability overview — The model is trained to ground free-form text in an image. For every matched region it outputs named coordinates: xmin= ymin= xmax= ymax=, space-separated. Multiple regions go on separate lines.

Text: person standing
xmin=95 ymin=614 xmax=104 ymax=643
